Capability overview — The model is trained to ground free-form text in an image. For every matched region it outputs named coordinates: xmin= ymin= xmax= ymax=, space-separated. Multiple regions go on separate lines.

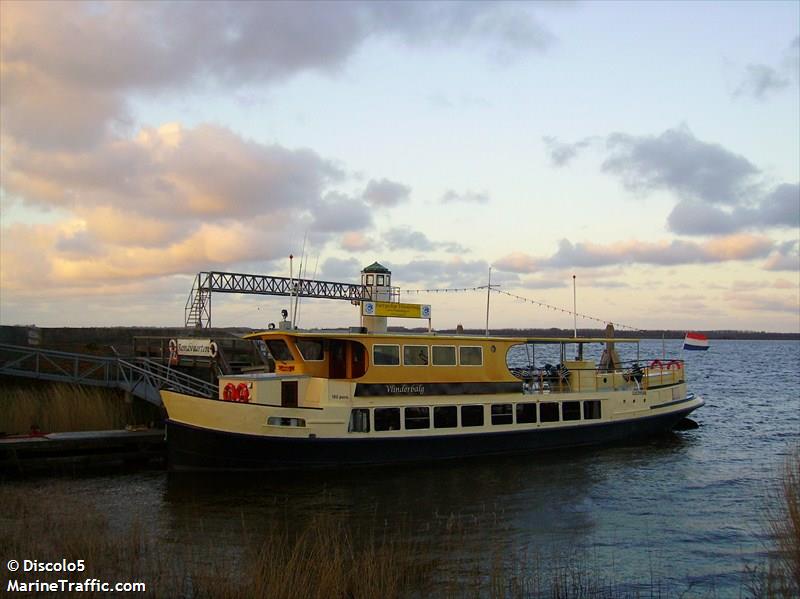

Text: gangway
xmin=185 ymin=271 xmax=373 ymax=328
xmin=0 ymin=344 xmax=217 ymax=405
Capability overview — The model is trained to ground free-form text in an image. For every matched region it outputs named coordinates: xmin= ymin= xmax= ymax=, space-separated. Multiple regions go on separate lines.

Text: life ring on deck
xmin=648 ymin=360 xmax=663 ymax=370
xmin=236 ymin=383 xmax=250 ymax=403
xmin=223 ymin=383 xmax=237 ymax=401
xmin=666 ymin=360 xmax=681 ymax=370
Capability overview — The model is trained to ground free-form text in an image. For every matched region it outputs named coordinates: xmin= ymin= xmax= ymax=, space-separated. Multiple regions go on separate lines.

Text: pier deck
xmin=0 ymin=429 xmax=165 ymax=473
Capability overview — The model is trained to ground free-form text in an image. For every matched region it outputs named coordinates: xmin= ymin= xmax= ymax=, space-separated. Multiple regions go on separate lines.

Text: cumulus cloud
xmin=389 ymin=258 xmax=490 ymax=287
xmin=362 ymin=179 xmax=411 ymax=208
xmin=667 ymin=183 xmax=800 ymax=235
xmin=440 ymin=189 xmax=490 ymax=204
xmin=602 ymin=126 xmax=759 ymax=205
xmin=546 ymin=125 xmax=797 ymax=236
xmin=494 ymin=234 xmax=775 ymax=272
xmin=733 ymin=37 xmax=800 ymax=100
xmin=318 ymin=257 xmax=363 ymax=282
xmin=340 ymin=232 xmax=375 ymax=252
xmin=1 ymin=1 xmax=554 ymax=151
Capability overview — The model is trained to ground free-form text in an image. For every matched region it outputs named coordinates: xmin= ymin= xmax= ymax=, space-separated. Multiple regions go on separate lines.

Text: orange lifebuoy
xmin=666 ymin=360 xmax=681 ymax=370
xmin=649 ymin=360 xmax=663 ymax=370
xmin=236 ymin=382 xmax=250 ymax=403
xmin=223 ymin=383 xmax=237 ymax=401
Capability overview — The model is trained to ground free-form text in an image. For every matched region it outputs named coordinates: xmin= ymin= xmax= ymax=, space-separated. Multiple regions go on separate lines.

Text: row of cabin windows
xmin=264 ymin=339 xmax=482 ymax=367
xmin=373 ymin=344 xmax=483 ymax=367
xmin=348 ymin=400 xmax=602 ymax=432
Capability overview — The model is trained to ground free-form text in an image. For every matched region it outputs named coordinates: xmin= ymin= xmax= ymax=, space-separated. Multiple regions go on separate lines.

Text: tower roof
xmin=362 ymin=261 xmax=390 ymax=274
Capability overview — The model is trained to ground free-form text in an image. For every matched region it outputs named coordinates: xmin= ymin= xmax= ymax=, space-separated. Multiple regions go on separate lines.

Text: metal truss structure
xmin=185 ymin=271 xmax=372 ymax=328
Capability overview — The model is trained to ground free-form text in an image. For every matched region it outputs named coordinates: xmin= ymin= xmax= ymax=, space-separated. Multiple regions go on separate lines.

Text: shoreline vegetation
xmin=0 ymin=382 xmax=160 ymax=436
xmin=0 ymin=448 xmax=797 ymax=598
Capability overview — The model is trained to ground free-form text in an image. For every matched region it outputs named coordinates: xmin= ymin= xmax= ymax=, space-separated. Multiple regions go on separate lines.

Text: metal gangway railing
xmin=0 ymin=344 xmax=217 ymax=405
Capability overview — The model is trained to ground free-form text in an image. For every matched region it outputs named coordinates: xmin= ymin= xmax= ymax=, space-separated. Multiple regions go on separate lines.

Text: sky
xmin=1 ymin=0 xmax=798 ymax=333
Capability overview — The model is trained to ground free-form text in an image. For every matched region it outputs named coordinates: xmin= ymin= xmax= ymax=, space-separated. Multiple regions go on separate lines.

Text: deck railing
xmin=512 ymin=359 xmax=685 ymax=394
xmin=0 ymin=344 xmax=217 ymax=405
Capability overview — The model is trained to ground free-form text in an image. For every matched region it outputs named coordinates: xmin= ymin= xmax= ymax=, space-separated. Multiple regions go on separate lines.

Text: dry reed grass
xmin=747 ymin=446 xmax=800 ymax=598
xmin=0 ymin=383 xmax=156 ymax=434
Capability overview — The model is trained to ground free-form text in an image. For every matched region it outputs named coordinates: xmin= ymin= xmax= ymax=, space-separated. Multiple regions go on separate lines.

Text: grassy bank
xmin=0 ymin=381 xmax=161 ymax=435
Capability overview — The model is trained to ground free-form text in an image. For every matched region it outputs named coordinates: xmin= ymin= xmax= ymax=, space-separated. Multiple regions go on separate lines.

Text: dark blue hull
xmin=166 ymin=405 xmax=700 ymax=471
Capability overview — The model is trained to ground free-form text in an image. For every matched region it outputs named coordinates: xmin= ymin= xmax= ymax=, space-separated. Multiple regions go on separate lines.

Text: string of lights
xmin=401 ymin=285 xmax=642 ymax=331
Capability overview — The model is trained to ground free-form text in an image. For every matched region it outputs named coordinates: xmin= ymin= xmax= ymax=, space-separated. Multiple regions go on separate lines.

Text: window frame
xmin=403 ymin=345 xmax=429 ymax=366
xmin=540 ymin=402 xmax=560 ymax=423
xmin=459 ymin=345 xmax=484 ymax=367
xmin=516 ymin=402 xmax=537 ymax=424
xmin=372 ymin=344 xmax=401 ymax=366
xmin=491 ymin=403 xmax=513 ymax=425
xmin=295 ymin=338 xmax=325 ymax=362
xmin=433 ymin=405 xmax=458 ymax=429
xmin=404 ymin=406 xmax=431 ymax=430
xmin=461 ymin=404 xmax=485 ymax=427
xmin=374 ymin=407 xmax=401 ymax=432
xmin=431 ymin=345 xmax=457 ymax=366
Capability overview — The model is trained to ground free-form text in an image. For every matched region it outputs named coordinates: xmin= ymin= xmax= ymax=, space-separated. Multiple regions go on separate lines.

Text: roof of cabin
xmin=244 ymin=330 xmax=640 ymax=344
xmin=362 ymin=261 xmax=390 ymax=273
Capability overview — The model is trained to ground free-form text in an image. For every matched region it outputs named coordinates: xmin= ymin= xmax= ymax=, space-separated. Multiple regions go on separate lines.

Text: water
xmin=5 ymin=340 xmax=799 ymax=596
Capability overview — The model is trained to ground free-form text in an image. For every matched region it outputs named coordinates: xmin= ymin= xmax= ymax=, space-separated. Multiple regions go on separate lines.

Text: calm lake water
xmin=6 ymin=339 xmax=800 ymax=596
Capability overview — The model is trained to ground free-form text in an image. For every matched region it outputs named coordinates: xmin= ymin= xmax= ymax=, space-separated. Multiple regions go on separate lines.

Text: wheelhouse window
xmin=459 ymin=346 xmax=483 ymax=366
xmin=374 ymin=407 xmax=401 ymax=431
xmin=265 ymin=339 xmax=294 ymax=361
xmin=348 ymin=409 xmax=370 ymax=433
xmin=461 ymin=405 xmax=484 ymax=427
xmin=404 ymin=407 xmax=430 ymax=430
xmin=432 ymin=346 xmax=456 ymax=366
xmin=373 ymin=344 xmax=400 ymax=366
xmin=583 ymin=400 xmax=602 ymax=420
xmin=376 ymin=274 xmax=385 ymax=285
xmin=516 ymin=402 xmax=537 ymax=424
xmin=491 ymin=404 xmax=513 ymax=425
xmin=404 ymin=345 xmax=429 ymax=366
xmin=540 ymin=402 xmax=559 ymax=423
xmin=434 ymin=406 xmax=457 ymax=428
xmin=562 ymin=401 xmax=581 ymax=421
xmin=296 ymin=339 xmax=324 ymax=361
xmin=366 ymin=274 xmax=374 ymax=285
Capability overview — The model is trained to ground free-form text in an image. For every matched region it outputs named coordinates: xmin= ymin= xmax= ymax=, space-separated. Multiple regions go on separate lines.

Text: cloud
xmin=602 ymin=126 xmax=759 ymax=205
xmin=1 ymin=1 xmax=554 ymax=151
xmin=734 ymin=64 xmax=790 ymax=100
xmin=362 ymin=178 xmax=411 ymax=208
xmin=542 ymin=136 xmax=596 ymax=167
xmin=725 ymin=292 xmax=799 ymax=314
xmin=667 ymin=183 xmax=800 ymax=235
xmin=494 ymin=252 xmax=538 ymax=274
xmin=340 ymin=232 xmax=375 ymax=252
xmin=318 ymin=257 xmax=362 ymax=282
xmin=546 ymin=125 xmax=797 ymax=236
xmin=763 ymin=241 xmax=800 ymax=272
xmin=440 ymin=189 xmax=490 ymax=204
xmin=733 ymin=37 xmax=800 ymax=100
xmin=494 ymin=234 xmax=775 ymax=271
xmin=384 ymin=226 xmax=467 ymax=253
xmin=388 ymin=258 xmax=490 ymax=287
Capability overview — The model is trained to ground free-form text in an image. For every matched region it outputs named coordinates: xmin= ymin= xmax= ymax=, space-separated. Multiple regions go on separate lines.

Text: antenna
xmin=573 ymin=274 xmax=577 ymax=338
xmin=485 ymin=266 xmax=492 ymax=336
xmin=293 ymin=232 xmax=308 ymax=327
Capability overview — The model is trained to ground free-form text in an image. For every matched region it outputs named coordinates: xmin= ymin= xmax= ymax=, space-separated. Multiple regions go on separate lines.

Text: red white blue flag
xmin=683 ymin=332 xmax=709 ymax=351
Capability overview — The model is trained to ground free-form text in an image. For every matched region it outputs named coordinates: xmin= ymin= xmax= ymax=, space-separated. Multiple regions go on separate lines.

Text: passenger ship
xmin=162 ymin=263 xmax=703 ymax=471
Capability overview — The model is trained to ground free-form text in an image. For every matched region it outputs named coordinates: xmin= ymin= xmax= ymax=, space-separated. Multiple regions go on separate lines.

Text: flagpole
xmin=572 ymin=275 xmax=577 ymax=339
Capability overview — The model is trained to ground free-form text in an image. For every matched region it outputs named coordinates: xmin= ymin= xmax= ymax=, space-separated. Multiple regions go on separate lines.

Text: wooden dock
xmin=0 ymin=429 xmax=165 ymax=473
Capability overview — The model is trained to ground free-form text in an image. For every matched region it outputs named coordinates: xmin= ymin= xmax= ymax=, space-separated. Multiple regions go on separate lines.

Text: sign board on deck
xmin=174 ymin=338 xmax=218 ymax=358
xmin=362 ymin=301 xmax=431 ymax=319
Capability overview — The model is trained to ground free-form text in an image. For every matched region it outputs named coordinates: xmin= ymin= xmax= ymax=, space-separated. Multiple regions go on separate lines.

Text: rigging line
xmin=491 ymin=288 xmax=642 ymax=331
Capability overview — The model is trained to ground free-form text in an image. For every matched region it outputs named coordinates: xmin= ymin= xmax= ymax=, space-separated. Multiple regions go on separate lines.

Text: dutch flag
xmin=683 ymin=332 xmax=709 ymax=351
